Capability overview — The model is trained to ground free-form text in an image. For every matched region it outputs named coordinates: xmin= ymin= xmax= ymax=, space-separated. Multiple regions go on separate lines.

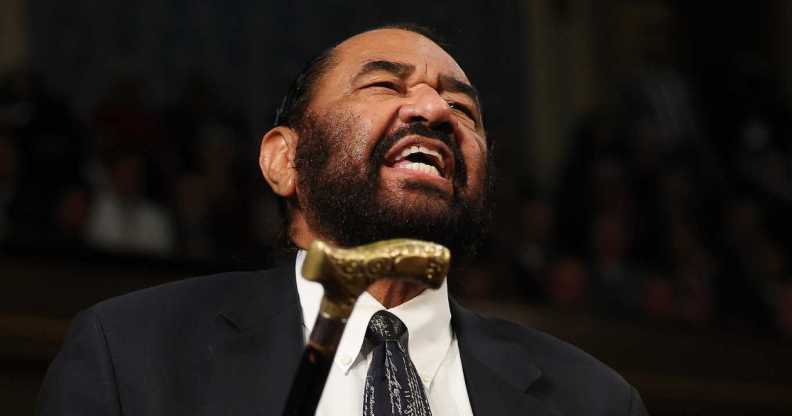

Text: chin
xmin=378 ymin=187 xmax=453 ymax=216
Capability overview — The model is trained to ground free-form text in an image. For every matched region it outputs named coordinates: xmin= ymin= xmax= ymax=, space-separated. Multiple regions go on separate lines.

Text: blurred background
xmin=1 ymin=0 xmax=791 ymax=414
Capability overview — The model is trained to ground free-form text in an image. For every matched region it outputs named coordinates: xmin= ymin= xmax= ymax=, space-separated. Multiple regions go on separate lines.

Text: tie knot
xmin=366 ymin=310 xmax=407 ymax=343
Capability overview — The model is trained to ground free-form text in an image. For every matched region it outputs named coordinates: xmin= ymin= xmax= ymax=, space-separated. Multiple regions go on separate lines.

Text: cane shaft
xmin=282 ymin=315 xmax=346 ymax=416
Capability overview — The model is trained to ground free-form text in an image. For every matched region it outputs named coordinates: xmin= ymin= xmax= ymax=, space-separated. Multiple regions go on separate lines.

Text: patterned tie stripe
xmin=363 ymin=311 xmax=432 ymax=416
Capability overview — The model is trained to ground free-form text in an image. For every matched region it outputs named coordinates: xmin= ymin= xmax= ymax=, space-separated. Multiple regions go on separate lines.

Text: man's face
xmin=293 ymin=29 xmax=491 ymax=261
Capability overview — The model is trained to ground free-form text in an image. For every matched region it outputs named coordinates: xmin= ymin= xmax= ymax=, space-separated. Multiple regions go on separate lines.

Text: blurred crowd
xmin=0 ymin=69 xmax=284 ymax=264
xmin=1 ymin=64 xmax=791 ymax=339
xmin=493 ymin=58 xmax=792 ymax=339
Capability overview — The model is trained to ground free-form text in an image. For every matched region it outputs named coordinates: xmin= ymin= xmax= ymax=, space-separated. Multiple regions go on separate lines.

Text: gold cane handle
xmin=302 ymin=239 xmax=450 ymax=320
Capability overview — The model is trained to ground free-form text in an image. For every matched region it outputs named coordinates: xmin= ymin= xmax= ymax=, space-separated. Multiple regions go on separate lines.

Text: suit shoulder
xmin=88 ymin=267 xmax=290 ymax=332
xmin=492 ymin=314 xmax=606 ymax=363
xmin=459 ymin=307 xmax=632 ymax=389
xmin=93 ymin=271 xmax=256 ymax=314
xmin=455 ymin=306 xmax=647 ymax=414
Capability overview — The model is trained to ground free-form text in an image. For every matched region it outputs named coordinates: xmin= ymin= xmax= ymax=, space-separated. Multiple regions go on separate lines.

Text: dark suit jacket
xmin=38 ymin=264 xmax=649 ymax=415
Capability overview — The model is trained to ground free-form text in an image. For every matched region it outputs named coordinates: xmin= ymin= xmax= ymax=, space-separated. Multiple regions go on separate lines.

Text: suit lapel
xmin=198 ymin=264 xmax=558 ymax=415
xmin=205 ymin=263 xmax=304 ymax=415
xmin=451 ymin=299 xmax=561 ymax=416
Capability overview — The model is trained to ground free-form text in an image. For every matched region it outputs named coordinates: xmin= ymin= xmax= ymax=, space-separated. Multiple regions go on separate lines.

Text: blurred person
xmin=196 ymin=123 xmax=237 ymax=198
xmin=704 ymin=52 xmax=792 ymax=256
xmin=93 ymin=77 xmax=163 ymax=156
xmin=0 ymin=135 xmax=18 ymax=240
xmin=93 ymin=76 xmax=169 ymax=202
xmin=588 ymin=212 xmax=647 ymax=318
xmin=643 ymin=275 xmax=675 ymax=321
xmin=646 ymin=163 xmax=717 ymax=325
xmin=718 ymin=199 xmax=776 ymax=330
xmin=644 ymin=221 xmax=716 ymax=326
xmin=171 ymin=135 xmax=250 ymax=262
xmin=453 ymin=263 xmax=497 ymax=301
xmin=170 ymin=122 xmax=251 ymax=261
xmin=776 ymin=283 xmax=792 ymax=338
xmin=172 ymin=172 xmax=213 ymax=259
xmin=547 ymin=257 xmax=590 ymax=309
xmin=749 ymin=242 xmax=790 ymax=322
xmin=511 ymin=195 xmax=557 ymax=301
xmin=194 ymin=125 xmax=251 ymax=259
xmin=557 ymin=109 xmax=718 ymax=324
xmin=0 ymin=69 xmax=87 ymax=246
xmin=671 ymin=226 xmax=716 ymax=325
xmin=248 ymin=191 xmax=286 ymax=258
xmin=738 ymin=139 xmax=792 ymax=261
xmin=707 ymin=53 xmax=792 ymax=187
xmin=54 ymin=187 xmax=92 ymax=248
xmin=555 ymin=114 xmax=628 ymax=257
xmin=163 ymin=78 xmax=248 ymax=174
xmin=85 ymin=152 xmax=173 ymax=255
xmin=40 ymin=25 xmax=648 ymax=416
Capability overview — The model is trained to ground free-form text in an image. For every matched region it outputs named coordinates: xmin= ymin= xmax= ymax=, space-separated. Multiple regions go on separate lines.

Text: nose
xmin=397 ymin=85 xmax=453 ymax=129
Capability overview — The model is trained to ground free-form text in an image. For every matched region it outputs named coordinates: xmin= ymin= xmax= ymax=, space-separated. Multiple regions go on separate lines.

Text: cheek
xmin=460 ymin=134 xmax=489 ymax=188
xmin=336 ymin=103 xmax=389 ymax=158
xmin=348 ymin=98 xmax=402 ymax=133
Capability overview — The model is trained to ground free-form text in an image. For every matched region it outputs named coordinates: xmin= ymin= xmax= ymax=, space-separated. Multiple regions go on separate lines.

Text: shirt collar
xmin=295 ymin=249 xmax=453 ymax=387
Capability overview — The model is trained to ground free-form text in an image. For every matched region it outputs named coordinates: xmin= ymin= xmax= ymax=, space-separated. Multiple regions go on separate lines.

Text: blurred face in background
xmin=0 ymin=137 xmax=17 ymax=184
xmin=293 ymin=29 xmax=492 ymax=261
xmin=110 ymin=154 xmax=145 ymax=201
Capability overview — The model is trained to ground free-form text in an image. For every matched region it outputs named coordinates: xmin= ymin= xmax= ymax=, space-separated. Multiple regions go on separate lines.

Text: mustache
xmin=369 ymin=122 xmax=467 ymax=186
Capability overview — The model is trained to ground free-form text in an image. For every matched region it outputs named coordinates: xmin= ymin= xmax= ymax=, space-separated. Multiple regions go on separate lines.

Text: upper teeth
xmin=395 ymin=145 xmax=444 ymax=167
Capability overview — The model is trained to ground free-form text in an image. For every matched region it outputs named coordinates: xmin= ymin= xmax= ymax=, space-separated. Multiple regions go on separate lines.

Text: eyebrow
xmin=352 ymin=59 xmax=482 ymax=118
xmin=438 ymin=74 xmax=481 ymax=111
xmin=352 ymin=60 xmax=415 ymax=82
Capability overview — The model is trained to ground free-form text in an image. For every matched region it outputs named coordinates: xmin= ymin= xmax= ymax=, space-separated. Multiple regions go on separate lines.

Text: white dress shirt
xmin=294 ymin=250 xmax=474 ymax=416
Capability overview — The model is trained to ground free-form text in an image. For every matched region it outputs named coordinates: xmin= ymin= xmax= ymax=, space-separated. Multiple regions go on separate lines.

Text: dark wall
xmin=26 ymin=0 xmax=525 ymax=139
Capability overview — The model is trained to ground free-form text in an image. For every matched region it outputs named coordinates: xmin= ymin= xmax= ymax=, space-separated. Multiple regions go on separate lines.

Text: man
xmin=39 ymin=25 xmax=649 ymax=415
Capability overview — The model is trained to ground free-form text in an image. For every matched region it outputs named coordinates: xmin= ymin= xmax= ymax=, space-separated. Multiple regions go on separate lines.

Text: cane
xmin=281 ymin=238 xmax=450 ymax=416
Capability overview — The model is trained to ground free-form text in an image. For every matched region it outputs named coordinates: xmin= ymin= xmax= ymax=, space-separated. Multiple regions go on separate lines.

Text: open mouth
xmin=384 ymin=138 xmax=453 ymax=180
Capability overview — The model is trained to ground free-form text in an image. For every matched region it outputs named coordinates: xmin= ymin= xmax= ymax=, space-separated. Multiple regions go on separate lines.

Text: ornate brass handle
xmin=302 ymin=238 xmax=450 ymax=320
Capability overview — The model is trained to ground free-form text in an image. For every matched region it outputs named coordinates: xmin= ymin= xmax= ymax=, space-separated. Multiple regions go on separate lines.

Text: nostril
xmin=407 ymin=114 xmax=429 ymax=125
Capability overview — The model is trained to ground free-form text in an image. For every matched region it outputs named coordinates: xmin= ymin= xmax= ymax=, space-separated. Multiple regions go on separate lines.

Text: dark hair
xmin=273 ymin=23 xmax=448 ymax=128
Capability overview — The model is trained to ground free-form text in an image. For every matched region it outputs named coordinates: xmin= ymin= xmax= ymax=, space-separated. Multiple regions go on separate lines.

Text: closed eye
xmin=447 ymin=100 xmax=476 ymax=122
xmin=365 ymin=81 xmax=402 ymax=92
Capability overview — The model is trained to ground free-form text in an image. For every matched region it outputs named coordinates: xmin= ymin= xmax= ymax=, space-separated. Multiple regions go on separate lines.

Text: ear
xmin=259 ymin=126 xmax=298 ymax=198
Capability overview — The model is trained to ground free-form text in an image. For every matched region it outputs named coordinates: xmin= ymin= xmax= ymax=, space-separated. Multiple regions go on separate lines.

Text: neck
xmin=367 ymin=279 xmax=426 ymax=309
